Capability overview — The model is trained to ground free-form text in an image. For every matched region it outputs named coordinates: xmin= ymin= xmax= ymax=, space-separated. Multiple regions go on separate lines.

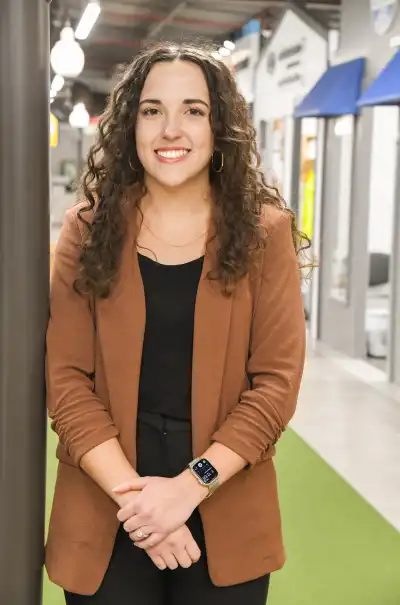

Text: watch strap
xmin=188 ymin=458 xmax=220 ymax=498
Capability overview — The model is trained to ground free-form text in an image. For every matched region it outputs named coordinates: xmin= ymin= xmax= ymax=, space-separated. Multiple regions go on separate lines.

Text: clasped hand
xmin=113 ymin=473 xmax=206 ymax=550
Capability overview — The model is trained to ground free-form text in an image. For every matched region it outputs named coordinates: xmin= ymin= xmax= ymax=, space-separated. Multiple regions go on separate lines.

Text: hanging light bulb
xmin=224 ymin=40 xmax=235 ymax=51
xmin=69 ymin=102 xmax=90 ymax=129
xmin=51 ymin=74 xmax=65 ymax=93
xmin=50 ymin=26 xmax=85 ymax=78
xmin=218 ymin=46 xmax=231 ymax=57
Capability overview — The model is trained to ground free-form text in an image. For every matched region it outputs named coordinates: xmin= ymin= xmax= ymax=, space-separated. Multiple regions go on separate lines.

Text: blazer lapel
xmin=96 ymin=209 xmax=233 ymax=464
xmin=96 ymin=210 xmax=145 ymax=466
xmin=191 ymin=237 xmax=233 ymax=458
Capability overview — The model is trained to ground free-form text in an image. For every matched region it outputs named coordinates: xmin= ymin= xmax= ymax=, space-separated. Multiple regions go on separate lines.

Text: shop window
xmin=258 ymin=120 xmax=272 ymax=185
xmin=367 ymin=106 xmax=399 ymax=255
xmin=364 ymin=107 xmax=399 ymax=362
xmin=248 ymin=102 xmax=254 ymax=120
xmin=330 ymin=115 xmax=355 ymax=303
xmin=271 ymin=118 xmax=285 ymax=193
xmin=259 ymin=120 xmax=267 ymax=150
xmin=298 ymin=118 xmax=317 ymax=240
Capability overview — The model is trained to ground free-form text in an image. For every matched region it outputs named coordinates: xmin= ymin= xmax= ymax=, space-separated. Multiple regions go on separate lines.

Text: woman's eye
xmin=142 ymin=107 xmax=160 ymax=116
xmin=187 ymin=107 xmax=205 ymax=116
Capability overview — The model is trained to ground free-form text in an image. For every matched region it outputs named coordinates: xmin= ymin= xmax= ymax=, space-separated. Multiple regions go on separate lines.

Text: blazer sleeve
xmin=46 ymin=208 xmax=119 ymax=467
xmin=211 ymin=210 xmax=306 ymax=468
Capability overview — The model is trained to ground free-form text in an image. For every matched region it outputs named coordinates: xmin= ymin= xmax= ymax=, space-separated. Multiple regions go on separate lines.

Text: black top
xmin=137 ymin=252 xmax=204 ymax=421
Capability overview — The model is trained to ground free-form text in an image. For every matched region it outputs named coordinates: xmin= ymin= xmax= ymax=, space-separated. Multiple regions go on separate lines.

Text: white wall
xmin=232 ymin=32 xmax=260 ymax=103
xmin=254 ymin=9 xmax=327 ymax=122
xmin=253 ymin=8 xmax=327 ymax=200
xmin=337 ymin=0 xmax=400 ymax=74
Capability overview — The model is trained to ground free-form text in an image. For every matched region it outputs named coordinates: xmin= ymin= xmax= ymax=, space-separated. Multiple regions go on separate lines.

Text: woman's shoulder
xmin=66 ymin=200 xmax=95 ymax=223
xmin=64 ymin=201 xmax=96 ymax=241
xmin=259 ymin=203 xmax=291 ymax=237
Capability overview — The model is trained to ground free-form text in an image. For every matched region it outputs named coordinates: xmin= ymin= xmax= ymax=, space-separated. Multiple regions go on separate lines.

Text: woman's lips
xmin=155 ymin=148 xmax=190 ymax=163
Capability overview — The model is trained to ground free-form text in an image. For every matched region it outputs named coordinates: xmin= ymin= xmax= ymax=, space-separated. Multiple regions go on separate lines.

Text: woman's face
xmin=135 ymin=60 xmax=214 ymax=189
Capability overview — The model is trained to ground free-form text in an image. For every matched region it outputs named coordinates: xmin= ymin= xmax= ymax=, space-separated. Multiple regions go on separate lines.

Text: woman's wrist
xmin=114 ymin=489 xmax=141 ymax=509
xmin=175 ymin=469 xmax=209 ymax=507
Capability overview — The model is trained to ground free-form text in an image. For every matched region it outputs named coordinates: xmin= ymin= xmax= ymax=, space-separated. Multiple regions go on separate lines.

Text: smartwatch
xmin=188 ymin=458 xmax=220 ymax=498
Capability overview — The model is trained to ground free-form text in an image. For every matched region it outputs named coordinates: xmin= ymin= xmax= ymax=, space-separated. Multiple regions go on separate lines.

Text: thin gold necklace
xmin=142 ymin=221 xmax=208 ymax=248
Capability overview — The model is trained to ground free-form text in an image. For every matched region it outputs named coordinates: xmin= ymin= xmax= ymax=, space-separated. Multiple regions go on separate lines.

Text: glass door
xmin=365 ymin=106 xmax=399 ymax=373
xmin=297 ymin=118 xmax=318 ymax=323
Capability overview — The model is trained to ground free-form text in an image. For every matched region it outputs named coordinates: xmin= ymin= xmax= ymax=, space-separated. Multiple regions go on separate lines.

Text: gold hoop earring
xmin=129 ymin=157 xmax=139 ymax=172
xmin=212 ymin=150 xmax=224 ymax=173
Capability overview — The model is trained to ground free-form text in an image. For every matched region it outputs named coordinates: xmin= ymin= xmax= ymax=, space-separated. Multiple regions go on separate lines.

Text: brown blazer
xmin=45 ymin=201 xmax=306 ymax=595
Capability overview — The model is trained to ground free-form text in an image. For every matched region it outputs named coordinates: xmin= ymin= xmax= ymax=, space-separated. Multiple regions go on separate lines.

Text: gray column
xmin=77 ymin=127 xmax=84 ymax=177
xmin=0 ymin=1 xmax=50 ymax=604
xmin=389 ymin=112 xmax=400 ymax=384
xmin=289 ymin=118 xmax=301 ymax=216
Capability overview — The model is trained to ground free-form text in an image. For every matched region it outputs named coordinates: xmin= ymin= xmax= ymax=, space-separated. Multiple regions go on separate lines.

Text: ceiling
xmin=50 ymin=0 xmax=342 ymax=119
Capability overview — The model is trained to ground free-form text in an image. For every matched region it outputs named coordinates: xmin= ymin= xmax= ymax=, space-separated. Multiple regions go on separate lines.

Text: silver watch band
xmin=188 ymin=458 xmax=220 ymax=498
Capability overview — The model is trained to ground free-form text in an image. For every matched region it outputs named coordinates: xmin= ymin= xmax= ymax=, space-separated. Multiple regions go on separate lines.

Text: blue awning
xmin=358 ymin=50 xmax=400 ymax=107
xmin=294 ymin=58 xmax=365 ymax=119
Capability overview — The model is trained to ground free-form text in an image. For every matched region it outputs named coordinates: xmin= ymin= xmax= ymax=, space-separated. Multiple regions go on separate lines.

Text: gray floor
xmin=292 ymin=339 xmax=400 ymax=532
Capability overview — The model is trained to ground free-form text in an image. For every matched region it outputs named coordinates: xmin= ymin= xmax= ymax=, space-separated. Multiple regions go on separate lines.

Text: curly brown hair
xmin=75 ymin=40 xmax=310 ymax=298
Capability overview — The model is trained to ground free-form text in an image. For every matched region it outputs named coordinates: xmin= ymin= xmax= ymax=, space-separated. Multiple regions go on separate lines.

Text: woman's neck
xmin=141 ymin=174 xmax=213 ymax=219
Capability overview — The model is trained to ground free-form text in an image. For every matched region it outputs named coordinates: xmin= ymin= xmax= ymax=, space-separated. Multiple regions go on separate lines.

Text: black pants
xmin=65 ymin=412 xmax=270 ymax=605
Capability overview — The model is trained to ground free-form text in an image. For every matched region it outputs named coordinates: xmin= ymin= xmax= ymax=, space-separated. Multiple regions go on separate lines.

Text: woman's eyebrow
xmin=139 ymin=98 xmax=162 ymax=106
xmin=139 ymin=98 xmax=210 ymax=108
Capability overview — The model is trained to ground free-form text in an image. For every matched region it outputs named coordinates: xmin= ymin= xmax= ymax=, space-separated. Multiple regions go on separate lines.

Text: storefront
xmin=357 ymin=49 xmax=400 ymax=379
xmin=294 ymin=58 xmax=365 ymax=338
xmin=253 ymin=7 xmax=328 ymax=333
xmin=316 ymin=0 xmax=400 ymax=383
xmin=253 ymin=6 xmax=328 ymax=206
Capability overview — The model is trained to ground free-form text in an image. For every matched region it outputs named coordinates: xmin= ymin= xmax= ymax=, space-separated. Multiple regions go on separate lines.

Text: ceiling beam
xmin=103 ymin=10 xmax=240 ymax=31
xmin=202 ymin=0 xmax=283 ymax=7
xmin=306 ymin=2 xmax=341 ymax=10
xmin=213 ymin=0 xmax=341 ymax=9
xmin=147 ymin=1 xmax=188 ymax=38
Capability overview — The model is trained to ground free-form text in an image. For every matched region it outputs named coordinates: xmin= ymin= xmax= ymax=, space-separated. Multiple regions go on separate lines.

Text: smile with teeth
xmin=156 ymin=149 xmax=190 ymax=159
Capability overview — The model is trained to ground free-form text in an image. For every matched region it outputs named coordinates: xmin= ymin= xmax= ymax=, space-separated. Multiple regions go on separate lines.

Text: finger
xmin=122 ymin=515 xmax=144 ymax=533
xmin=162 ymin=553 xmax=179 ymax=571
xmin=185 ymin=541 xmax=201 ymax=564
xmin=127 ymin=526 xmax=154 ymax=542
xmin=113 ymin=477 xmax=150 ymax=494
xmin=133 ymin=532 xmax=165 ymax=549
xmin=117 ymin=504 xmax=139 ymax=523
xmin=149 ymin=555 xmax=167 ymax=571
xmin=174 ymin=549 xmax=193 ymax=569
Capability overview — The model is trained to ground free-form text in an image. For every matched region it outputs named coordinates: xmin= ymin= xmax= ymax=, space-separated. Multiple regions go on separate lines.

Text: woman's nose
xmin=162 ymin=116 xmax=183 ymax=139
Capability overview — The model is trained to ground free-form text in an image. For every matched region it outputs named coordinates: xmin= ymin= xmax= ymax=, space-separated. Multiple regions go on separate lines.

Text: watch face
xmin=193 ymin=459 xmax=218 ymax=484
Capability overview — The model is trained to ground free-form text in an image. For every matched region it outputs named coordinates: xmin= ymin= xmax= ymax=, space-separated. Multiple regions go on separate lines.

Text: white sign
xmin=254 ymin=9 xmax=327 ymax=120
xmin=233 ymin=32 xmax=260 ymax=104
xmin=370 ymin=0 xmax=398 ymax=35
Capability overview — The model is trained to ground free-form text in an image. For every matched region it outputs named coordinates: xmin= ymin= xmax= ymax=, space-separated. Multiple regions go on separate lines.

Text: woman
xmin=46 ymin=41 xmax=307 ymax=605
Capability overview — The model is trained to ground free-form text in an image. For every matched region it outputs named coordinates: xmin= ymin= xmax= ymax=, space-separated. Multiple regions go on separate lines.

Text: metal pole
xmin=388 ymin=111 xmax=400 ymax=383
xmin=0 ymin=0 xmax=50 ymax=603
xmin=290 ymin=118 xmax=301 ymax=216
xmin=310 ymin=118 xmax=326 ymax=341
xmin=77 ymin=127 xmax=84 ymax=178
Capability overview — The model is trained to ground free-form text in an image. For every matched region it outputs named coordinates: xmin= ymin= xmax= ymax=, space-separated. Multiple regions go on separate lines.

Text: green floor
xmin=43 ymin=428 xmax=400 ymax=605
